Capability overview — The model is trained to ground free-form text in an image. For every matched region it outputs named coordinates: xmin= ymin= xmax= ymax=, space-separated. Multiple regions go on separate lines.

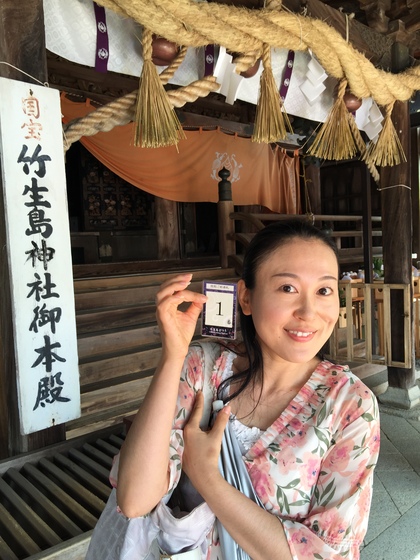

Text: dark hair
xmin=218 ymin=219 xmax=340 ymax=407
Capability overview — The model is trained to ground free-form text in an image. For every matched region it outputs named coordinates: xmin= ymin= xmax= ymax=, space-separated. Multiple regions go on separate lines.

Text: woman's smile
xmin=238 ymin=238 xmax=340 ymax=366
xmin=285 ymin=329 xmax=316 ymax=340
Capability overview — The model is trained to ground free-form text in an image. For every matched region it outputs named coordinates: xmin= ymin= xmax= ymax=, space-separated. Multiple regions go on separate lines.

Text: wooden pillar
xmin=217 ymin=167 xmax=235 ymax=268
xmin=361 ymin=164 xmax=373 ymax=282
xmin=361 ymin=164 xmax=379 ymax=351
xmin=237 ymin=205 xmax=262 ymax=234
xmin=411 ymin=127 xmax=420 ymax=260
xmin=379 ymin=43 xmax=419 ymax=409
xmin=155 ymin=197 xmax=180 ymax=260
xmin=0 ymin=0 xmax=66 ymax=457
xmin=303 ymin=162 xmax=322 ymax=215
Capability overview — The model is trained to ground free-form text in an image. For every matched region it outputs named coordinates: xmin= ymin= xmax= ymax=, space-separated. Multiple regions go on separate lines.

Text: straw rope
xmin=232 ymin=0 xmax=280 ymax=74
xmin=159 ymin=46 xmax=188 ymax=82
xmin=252 ymin=42 xmax=292 ymax=143
xmin=62 ymin=0 xmax=420 ymax=164
xmin=362 ymin=102 xmax=407 ymax=167
xmin=232 ymin=50 xmax=261 ymax=74
xmin=63 ymin=75 xmax=218 ymax=150
xmin=347 ymin=106 xmax=381 ymax=183
xmin=133 ymin=27 xmax=186 ymax=147
xmin=307 ymin=79 xmax=364 ymax=161
xmin=93 ymin=0 xmax=420 ymax=106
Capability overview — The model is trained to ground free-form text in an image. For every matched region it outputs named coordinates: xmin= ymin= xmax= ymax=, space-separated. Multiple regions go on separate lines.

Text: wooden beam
xmin=361 ymin=164 xmax=373 ymax=282
xmin=380 ymin=42 xmax=415 ymax=389
xmin=361 ymin=162 xmax=379 ymax=352
xmin=217 ymin=168 xmax=235 ymax=268
xmin=411 ymin=127 xmax=420 ymax=260
xmin=0 ymin=0 xmax=66 ymax=457
xmin=360 ymin=0 xmax=390 ymax=33
xmin=178 ymin=111 xmax=254 ymax=135
xmin=283 ymin=0 xmax=380 ymax=63
xmin=302 ymin=162 xmax=322 ymax=215
xmin=387 ymin=19 xmax=413 ymax=45
xmin=48 ymin=52 xmax=253 ymax=116
xmin=47 ymin=52 xmax=139 ymax=100
xmin=401 ymin=7 xmax=420 ymax=33
xmin=155 ymin=198 xmax=181 ymax=260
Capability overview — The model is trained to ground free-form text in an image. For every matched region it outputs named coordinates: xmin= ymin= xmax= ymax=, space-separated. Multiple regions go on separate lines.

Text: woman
xmin=114 ymin=220 xmax=380 ymax=560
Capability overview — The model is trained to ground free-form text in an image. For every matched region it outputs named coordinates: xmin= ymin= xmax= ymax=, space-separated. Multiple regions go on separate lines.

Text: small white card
xmin=307 ymin=71 xmax=328 ymax=86
xmin=213 ymin=46 xmax=234 ymax=97
xmin=202 ymin=281 xmax=237 ymax=340
xmin=363 ymin=120 xmax=383 ymax=140
xmin=369 ymin=101 xmax=383 ymax=123
xmin=226 ymin=72 xmax=244 ymax=105
xmin=354 ymin=97 xmax=372 ymax=129
xmin=300 ymin=79 xmax=327 ymax=104
xmin=307 ymin=57 xmax=327 ymax=81
xmin=213 ymin=46 xmax=230 ymax=80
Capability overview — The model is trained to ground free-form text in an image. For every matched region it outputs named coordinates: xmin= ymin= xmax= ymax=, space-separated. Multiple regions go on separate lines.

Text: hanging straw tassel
xmin=252 ymin=43 xmax=292 ymax=143
xmin=362 ymin=102 xmax=407 ymax=167
xmin=308 ymin=79 xmax=364 ymax=161
xmin=134 ymin=28 xmax=186 ymax=148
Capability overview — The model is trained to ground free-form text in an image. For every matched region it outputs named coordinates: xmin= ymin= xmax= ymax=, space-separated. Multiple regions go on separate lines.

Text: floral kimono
xmin=163 ymin=341 xmax=380 ymax=560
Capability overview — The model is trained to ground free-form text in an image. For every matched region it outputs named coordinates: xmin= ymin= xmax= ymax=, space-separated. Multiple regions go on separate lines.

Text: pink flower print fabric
xmin=118 ymin=341 xmax=380 ymax=560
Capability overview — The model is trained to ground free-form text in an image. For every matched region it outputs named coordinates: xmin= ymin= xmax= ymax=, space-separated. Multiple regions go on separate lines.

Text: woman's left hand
xmin=182 ymin=391 xmax=231 ymax=493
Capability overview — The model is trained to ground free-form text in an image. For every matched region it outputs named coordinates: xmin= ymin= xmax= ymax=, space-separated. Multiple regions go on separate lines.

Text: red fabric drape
xmin=62 ymin=95 xmax=301 ymax=214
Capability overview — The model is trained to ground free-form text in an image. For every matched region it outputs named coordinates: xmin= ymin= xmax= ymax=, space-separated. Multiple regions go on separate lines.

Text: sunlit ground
xmin=359 ymin=407 xmax=420 ymax=560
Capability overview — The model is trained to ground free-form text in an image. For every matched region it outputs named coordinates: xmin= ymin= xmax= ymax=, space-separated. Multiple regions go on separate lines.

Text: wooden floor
xmin=0 ymin=425 xmax=124 ymax=560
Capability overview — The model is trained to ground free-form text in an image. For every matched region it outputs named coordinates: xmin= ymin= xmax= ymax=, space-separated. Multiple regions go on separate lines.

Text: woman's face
xmin=239 ymin=238 xmax=340 ymax=365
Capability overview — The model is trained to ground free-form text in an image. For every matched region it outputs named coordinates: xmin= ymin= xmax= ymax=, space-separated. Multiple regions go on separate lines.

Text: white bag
xmin=86 ymin=342 xmax=263 ymax=560
xmin=85 ymin=486 xmax=215 ymax=560
xmin=85 ymin=342 xmax=222 ymax=560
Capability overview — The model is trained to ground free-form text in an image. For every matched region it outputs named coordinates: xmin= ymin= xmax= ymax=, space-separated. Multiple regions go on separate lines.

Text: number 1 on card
xmin=202 ymin=281 xmax=237 ymax=340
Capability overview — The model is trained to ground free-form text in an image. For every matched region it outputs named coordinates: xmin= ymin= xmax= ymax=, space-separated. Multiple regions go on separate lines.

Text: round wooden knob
xmin=240 ymin=58 xmax=261 ymax=78
xmin=343 ymin=90 xmax=362 ymax=112
xmin=151 ymin=35 xmax=179 ymax=66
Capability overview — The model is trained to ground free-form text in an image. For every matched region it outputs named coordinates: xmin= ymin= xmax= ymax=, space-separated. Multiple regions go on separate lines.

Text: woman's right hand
xmin=155 ymin=273 xmax=207 ymax=360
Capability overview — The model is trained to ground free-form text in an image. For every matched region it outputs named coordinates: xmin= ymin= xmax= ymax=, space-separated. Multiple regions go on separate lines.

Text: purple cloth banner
xmin=93 ymin=2 xmax=109 ymax=73
xmin=279 ymin=50 xmax=295 ymax=102
xmin=204 ymin=45 xmax=215 ymax=76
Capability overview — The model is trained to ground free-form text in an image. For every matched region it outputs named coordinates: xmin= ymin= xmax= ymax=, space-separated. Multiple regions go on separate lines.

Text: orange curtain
xmin=62 ymin=95 xmax=301 ymax=214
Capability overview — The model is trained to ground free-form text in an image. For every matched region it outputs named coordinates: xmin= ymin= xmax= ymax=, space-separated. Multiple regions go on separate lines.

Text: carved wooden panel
xmin=80 ymin=147 xmax=154 ymax=231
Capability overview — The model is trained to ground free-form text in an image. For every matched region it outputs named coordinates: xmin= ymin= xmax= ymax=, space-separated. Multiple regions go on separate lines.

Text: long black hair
xmin=217 ymin=219 xmax=340 ymax=405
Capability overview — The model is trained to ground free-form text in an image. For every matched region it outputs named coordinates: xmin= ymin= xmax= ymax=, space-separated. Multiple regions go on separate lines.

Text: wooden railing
xmin=329 ymin=281 xmax=412 ymax=368
xmin=219 ymin=205 xmax=420 ymax=368
xmin=220 ymin=211 xmax=382 ymax=271
xmin=216 ymin=207 xmax=416 ymax=368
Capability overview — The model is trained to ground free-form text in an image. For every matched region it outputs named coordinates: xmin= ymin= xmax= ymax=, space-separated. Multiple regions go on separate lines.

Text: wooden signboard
xmin=0 ymin=77 xmax=80 ymax=434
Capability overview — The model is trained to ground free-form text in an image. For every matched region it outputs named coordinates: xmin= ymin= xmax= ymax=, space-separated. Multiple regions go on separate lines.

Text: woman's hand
xmin=156 ymin=273 xmax=207 ymax=360
xmin=183 ymin=394 xmax=294 ymax=560
xmin=182 ymin=391 xmax=231 ymax=494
